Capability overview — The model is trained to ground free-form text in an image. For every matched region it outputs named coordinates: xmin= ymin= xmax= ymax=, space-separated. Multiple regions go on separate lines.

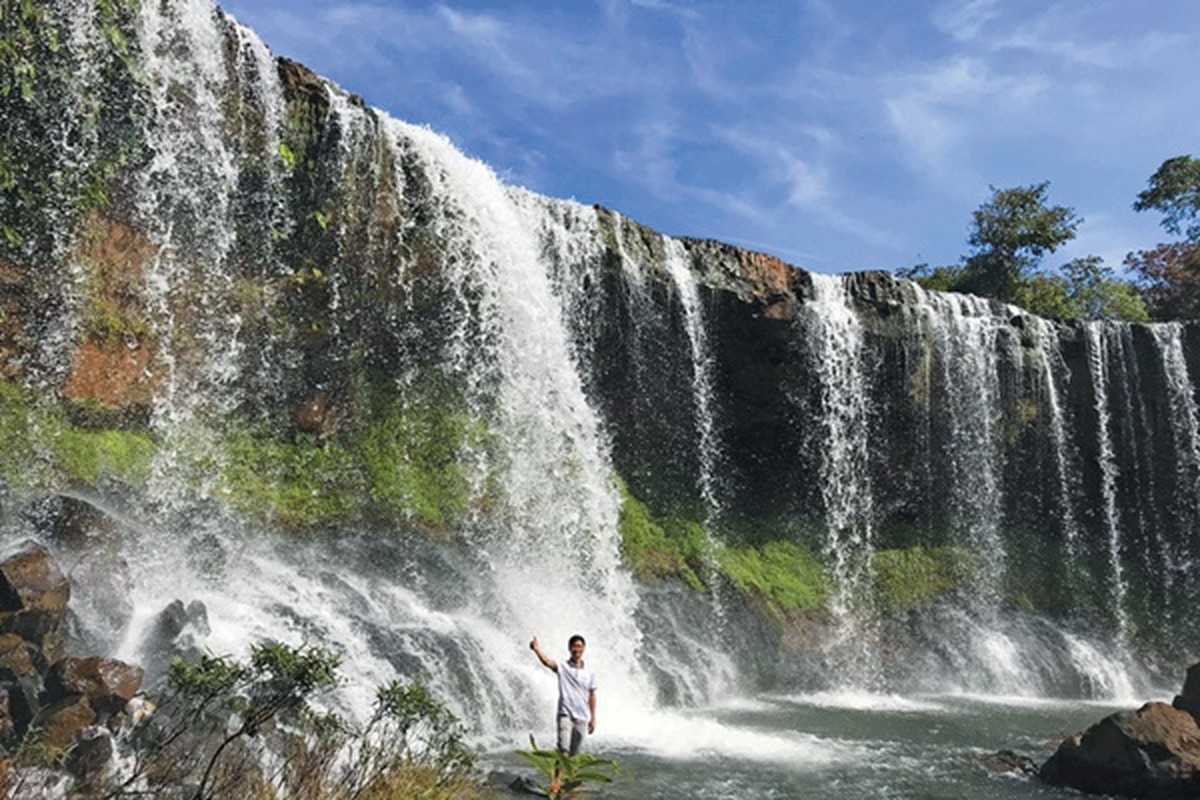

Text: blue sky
xmin=221 ymin=0 xmax=1200 ymax=275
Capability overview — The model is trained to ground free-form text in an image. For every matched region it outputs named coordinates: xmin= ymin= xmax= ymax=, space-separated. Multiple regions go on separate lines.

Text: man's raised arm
xmin=529 ymin=637 xmax=557 ymax=671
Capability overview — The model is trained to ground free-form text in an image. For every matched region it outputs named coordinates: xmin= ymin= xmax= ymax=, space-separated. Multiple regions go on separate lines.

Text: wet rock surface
xmin=0 ymin=541 xmax=150 ymax=789
xmin=44 ymin=656 xmax=144 ymax=714
xmin=1040 ymin=700 xmax=1200 ymax=798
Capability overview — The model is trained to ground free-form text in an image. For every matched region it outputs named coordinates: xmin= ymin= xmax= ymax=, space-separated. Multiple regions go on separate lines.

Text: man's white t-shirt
xmin=556 ymin=660 xmax=597 ymax=722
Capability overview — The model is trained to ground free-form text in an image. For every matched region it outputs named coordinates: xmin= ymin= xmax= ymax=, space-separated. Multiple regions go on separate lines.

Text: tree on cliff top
xmin=899 ymin=183 xmax=1147 ymax=321
xmin=957 ymin=182 xmax=1079 ymax=303
xmin=1135 ymin=155 xmax=1200 ymax=241
xmin=1129 ymin=154 xmax=1200 ymax=320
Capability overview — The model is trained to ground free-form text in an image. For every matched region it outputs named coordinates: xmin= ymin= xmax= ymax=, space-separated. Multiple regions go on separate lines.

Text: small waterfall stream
xmin=1084 ymin=324 xmax=1131 ymax=645
xmin=919 ymin=290 xmax=1006 ymax=600
xmin=806 ymin=274 xmax=875 ymax=617
xmin=661 ymin=238 xmax=725 ymax=525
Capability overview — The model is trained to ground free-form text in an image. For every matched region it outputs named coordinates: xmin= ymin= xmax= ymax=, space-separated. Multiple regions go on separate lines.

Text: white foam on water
xmin=597 ymin=708 xmax=854 ymax=767
xmin=768 ymin=690 xmax=946 ymax=714
xmin=940 ymin=691 xmax=1147 ymax=710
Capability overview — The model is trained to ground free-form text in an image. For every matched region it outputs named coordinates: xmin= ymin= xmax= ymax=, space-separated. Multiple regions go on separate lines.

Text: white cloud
xmin=613 ymin=118 xmax=680 ymax=197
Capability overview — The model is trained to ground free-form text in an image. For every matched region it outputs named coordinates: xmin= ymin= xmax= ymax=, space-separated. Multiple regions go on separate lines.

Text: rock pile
xmin=0 ymin=541 xmax=143 ymax=782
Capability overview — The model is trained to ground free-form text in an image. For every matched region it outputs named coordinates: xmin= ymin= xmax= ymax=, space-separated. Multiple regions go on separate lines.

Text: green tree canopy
xmin=1129 ymin=154 xmax=1200 ymax=320
xmin=957 ymin=182 xmax=1080 ymax=302
xmin=1134 ymin=155 xmax=1200 ymax=241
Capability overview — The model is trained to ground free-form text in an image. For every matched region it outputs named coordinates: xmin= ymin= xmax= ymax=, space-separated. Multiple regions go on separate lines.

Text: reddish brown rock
xmin=736 ymin=250 xmax=798 ymax=308
xmin=44 ymin=657 xmax=144 ymax=714
xmin=63 ymin=338 xmax=158 ymax=413
xmin=295 ymin=392 xmax=335 ymax=434
xmin=61 ymin=211 xmax=161 ymax=415
xmin=0 ymin=543 xmax=69 ymax=644
xmin=0 ymin=634 xmax=37 ymax=679
xmin=34 ymin=695 xmax=96 ymax=750
xmin=1040 ymin=701 xmax=1200 ymax=798
xmin=0 ymin=543 xmax=69 ymax=615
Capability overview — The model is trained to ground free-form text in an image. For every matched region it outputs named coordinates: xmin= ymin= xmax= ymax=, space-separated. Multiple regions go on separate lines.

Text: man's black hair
xmin=568 ymin=634 xmax=586 ymax=647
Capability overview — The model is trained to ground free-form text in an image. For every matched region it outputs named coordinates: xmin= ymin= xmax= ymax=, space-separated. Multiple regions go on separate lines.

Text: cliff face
xmin=1 ymin=0 xmax=1198 ymax=693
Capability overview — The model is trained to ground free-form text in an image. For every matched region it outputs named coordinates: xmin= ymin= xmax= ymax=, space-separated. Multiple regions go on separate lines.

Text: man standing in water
xmin=530 ymin=634 xmax=597 ymax=755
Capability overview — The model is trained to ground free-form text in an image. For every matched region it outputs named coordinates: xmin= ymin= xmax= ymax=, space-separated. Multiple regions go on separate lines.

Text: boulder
xmin=1183 ymin=664 xmax=1200 ymax=697
xmin=0 ymin=542 xmax=70 ymax=615
xmin=44 ymin=656 xmax=143 ymax=714
xmin=0 ymin=543 xmax=70 ymax=645
xmin=0 ymin=671 xmax=39 ymax=741
xmin=980 ymin=749 xmax=1038 ymax=777
xmin=0 ymin=633 xmax=37 ymax=679
xmin=33 ymin=695 xmax=96 ymax=750
xmin=1040 ymin=701 xmax=1200 ymax=798
xmin=34 ymin=496 xmax=119 ymax=550
xmin=141 ymin=599 xmax=209 ymax=679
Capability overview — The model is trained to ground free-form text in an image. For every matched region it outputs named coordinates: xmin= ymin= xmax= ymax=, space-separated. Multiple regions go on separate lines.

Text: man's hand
xmin=588 ymin=718 xmax=596 ymax=734
xmin=530 ymin=636 xmax=556 ymax=671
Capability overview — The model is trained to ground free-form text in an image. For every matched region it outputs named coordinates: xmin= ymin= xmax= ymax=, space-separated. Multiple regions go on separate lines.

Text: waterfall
xmin=8 ymin=1 xmax=1200 ymax=754
xmin=917 ymin=290 xmax=1006 ymax=599
xmin=661 ymin=238 xmax=725 ymax=524
xmin=1083 ymin=324 xmax=1131 ymax=645
xmin=806 ymin=275 xmax=874 ymax=613
xmin=1031 ymin=318 xmax=1083 ymax=578
xmin=1152 ymin=324 xmax=1200 ymax=615
xmin=133 ymin=0 xmax=253 ymax=508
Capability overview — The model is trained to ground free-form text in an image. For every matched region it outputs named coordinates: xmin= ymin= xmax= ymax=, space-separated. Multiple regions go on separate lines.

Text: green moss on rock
xmin=616 ymin=479 xmax=709 ymax=590
xmin=871 ymin=545 xmax=974 ymax=612
xmin=213 ymin=379 xmax=486 ymax=533
xmin=0 ymin=378 xmax=156 ymax=488
xmin=46 ymin=424 xmax=155 ymax=485
xmin=715 ymin=540 xmax=830 ymax=618
xmin=357 ymin=394 xmax=482 ymax=531
xmin=217 ymin=429 xmax=358 ymax=530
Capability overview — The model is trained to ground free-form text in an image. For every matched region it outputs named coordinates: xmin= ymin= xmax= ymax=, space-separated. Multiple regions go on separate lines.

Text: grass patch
xmin=218 ymin=429 xmax=359 ymax=530
xmin=871 ymin=545 xmax=975 ymax=612
xmin=0 ymin=379 xmax=155 ymax=488
xmin=616 ymin=479 xmax=709 ymax=590
xmin=46 ymin=425 xmax=156 ymax=485
xmin=715 ymin=540 xmax=831 ymax=617
xmin=357 ymin=392 xmax=483 ymax=531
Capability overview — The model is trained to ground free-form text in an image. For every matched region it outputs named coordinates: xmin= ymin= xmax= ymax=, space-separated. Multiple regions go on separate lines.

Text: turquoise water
xmin=492 ymin=691 xmax=1147 ymax=799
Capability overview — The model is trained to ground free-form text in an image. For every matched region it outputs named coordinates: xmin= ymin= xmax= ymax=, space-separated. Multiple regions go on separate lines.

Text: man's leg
xmin=568 ymin=718 xmax=587 ymax=755
xmin=556 ymin=715 xmax=573 ymax=753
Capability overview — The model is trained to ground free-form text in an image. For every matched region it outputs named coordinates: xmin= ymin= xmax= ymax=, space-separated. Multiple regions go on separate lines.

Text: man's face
xmin=569 ymin=639 xmax=585 ymax=662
